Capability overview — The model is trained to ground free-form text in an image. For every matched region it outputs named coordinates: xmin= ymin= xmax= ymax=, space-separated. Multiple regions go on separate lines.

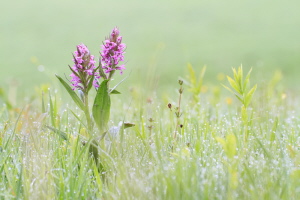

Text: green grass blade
xmin=45 ymin=125 xmax=69 ymax=142
xmin=55 ymin=74 xmax=84 ymax=111
xmin=41 ymin=92 xmax=46 ymax=113
xmin=49 ymin=92 xmax=55 ymax=128
xmin=69 ymin=109 xmax=87 ymax=129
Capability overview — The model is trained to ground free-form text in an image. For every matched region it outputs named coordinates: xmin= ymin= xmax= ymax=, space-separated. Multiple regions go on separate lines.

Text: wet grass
xmin=1 ymin=67 xmax=300 ymax=199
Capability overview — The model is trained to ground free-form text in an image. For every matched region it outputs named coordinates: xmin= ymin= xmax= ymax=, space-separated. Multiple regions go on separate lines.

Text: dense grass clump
xmin=1 ymin=65 xmax=300 ymax=200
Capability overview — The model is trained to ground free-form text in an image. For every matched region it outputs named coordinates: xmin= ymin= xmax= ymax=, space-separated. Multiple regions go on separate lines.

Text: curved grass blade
xmin=55 ymin=74 xmax=84 ymax=111
xmin=45 ymin=125 xmax=69 ymax=142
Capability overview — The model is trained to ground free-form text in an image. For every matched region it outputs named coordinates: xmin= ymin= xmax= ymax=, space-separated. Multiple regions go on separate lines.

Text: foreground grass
xmin=1 ymin=70 xmax=300 ymax=200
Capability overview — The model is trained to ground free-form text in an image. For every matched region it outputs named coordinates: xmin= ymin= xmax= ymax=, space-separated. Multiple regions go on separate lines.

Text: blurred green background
xmin=1 ymin=0 xmax=300 ymax=95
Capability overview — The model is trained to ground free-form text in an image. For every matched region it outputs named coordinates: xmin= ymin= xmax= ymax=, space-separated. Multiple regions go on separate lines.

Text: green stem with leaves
xmin=223 ymin=66 xmax=257 ymax=142
xmin=174 ymin=80 xmax=184 ymax=139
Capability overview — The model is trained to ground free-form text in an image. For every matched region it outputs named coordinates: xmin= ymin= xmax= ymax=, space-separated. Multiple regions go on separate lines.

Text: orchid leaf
xmin=92 ymin=80 xmax=111 ymax=133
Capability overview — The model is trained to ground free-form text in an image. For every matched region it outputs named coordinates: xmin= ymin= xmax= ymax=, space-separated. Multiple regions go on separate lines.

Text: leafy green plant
xmin=223 ymin=66 xmax=257 ymax=141
xmin=50 ymin=28 xmax=134 ymax=163
xmin=185 ymin=63 xmax=206 ymax=103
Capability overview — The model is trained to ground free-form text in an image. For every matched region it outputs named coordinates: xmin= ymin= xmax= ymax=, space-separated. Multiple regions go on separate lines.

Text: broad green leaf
xmin=55 ymin=74 xmax=84 ymax=111
xmin=92 ymin=80 xmax=111 ymax=133
xmin=245 ymin=84 xmax=257 ymax=107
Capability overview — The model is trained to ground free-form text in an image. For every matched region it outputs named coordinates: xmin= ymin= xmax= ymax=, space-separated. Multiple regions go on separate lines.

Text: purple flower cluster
xmin=68 ymin=28 xmax=126 ymax=91
xmin=70 ymin=44 xmax=100 ymax=90
xmin=101 ymin=27 xmax=126 ymax=74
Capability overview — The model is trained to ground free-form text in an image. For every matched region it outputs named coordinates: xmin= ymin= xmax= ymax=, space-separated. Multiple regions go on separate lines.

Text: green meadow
xmin=1 ymin=0 xmax=300 ymax=199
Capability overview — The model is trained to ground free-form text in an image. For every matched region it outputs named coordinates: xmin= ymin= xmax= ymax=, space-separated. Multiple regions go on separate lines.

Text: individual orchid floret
xmin=100 ymin=27 xmax=126 ymax=79
xmin=70 ymin=43 xmax=100 ymax=91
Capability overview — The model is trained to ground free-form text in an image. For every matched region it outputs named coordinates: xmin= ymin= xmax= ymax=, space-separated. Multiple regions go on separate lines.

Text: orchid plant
xmin=54 ymin=27 xmax=133 ymax=158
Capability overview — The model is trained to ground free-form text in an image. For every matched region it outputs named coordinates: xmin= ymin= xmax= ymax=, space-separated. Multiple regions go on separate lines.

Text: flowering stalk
xmin=69 ymin=44 xmax=100 ymax=133
xmin=174 ymin=80 xmax=184 ymax=139
xmin=54 ymin=28 xmax=135 ymax=166
xmin=100 ymin=27 xmax=126 ymax=81
xmin=56 ymin=28 xmax=127 ymax=138
xmin=91 ymin=27 xmax=126 ymax=134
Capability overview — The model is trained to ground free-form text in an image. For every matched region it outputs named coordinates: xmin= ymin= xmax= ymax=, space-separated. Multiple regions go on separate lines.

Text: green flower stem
xmin=84 ymin=93 xmax=93 ymax=134
xmin=108 ymin=69 xmax=116 ymax=80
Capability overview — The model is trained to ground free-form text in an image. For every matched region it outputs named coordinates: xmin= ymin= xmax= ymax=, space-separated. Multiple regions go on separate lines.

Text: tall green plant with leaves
xmin=186 ymin=63 xmax=206 ymax=103
xmin=51 ymin=27 xmax=134 ymax=162
xmin=223 ymin=66 xmax=257 ymax=141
